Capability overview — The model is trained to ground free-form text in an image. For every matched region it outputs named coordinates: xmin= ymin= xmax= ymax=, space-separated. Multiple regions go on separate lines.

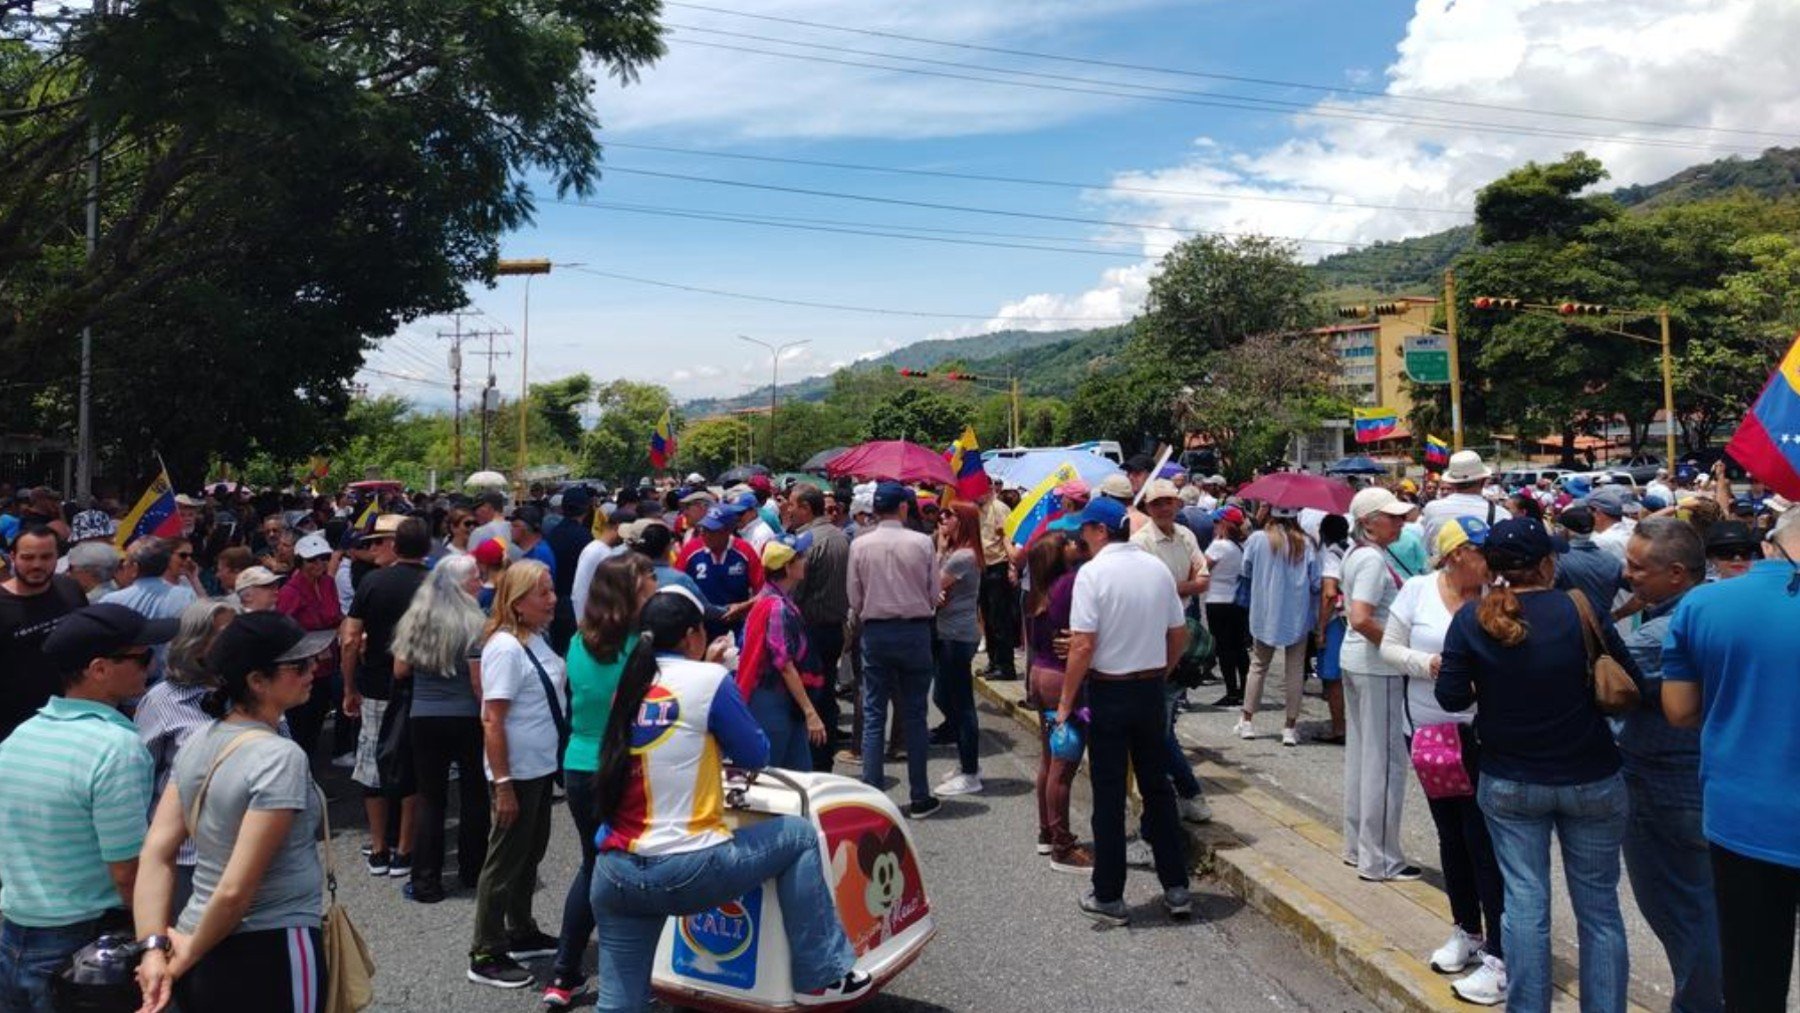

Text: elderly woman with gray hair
xmin=392 ymin=553 xmax=489 ymax=904
xmin=134 ymin=598 xmax=241 ymax=911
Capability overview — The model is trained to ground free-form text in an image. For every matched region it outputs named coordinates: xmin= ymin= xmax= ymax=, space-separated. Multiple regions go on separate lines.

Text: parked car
xmin=1497 ymin=467 xmax=1572 ymax=491
xmin=1606 ymin=453 xmax=1666 ymax=485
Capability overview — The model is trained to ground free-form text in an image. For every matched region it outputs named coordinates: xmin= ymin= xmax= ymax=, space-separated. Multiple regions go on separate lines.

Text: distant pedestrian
xmin=932 ymin=503 xmax=985 ymax=798
xmin=1054 ymin=497 xmax=1192 ymax=927
xmin=975 ymin=486 xmax=1020 ymax=681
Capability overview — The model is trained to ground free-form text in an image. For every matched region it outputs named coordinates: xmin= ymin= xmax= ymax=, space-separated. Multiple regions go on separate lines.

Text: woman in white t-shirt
xmin=1379 ymin=516 xmax=1506 ymax=1005
xmin=468 ymin=560 xmax=569 ymax=988
xmin=1202 ymin=507 xmax=1250 ymax=708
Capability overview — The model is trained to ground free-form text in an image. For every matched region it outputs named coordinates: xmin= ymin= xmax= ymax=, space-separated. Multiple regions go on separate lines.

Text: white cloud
xmin=1005 ymin=0 xmax=1800 ymax=315
xmin=596 ymin=0 xmax=1176 ymax=141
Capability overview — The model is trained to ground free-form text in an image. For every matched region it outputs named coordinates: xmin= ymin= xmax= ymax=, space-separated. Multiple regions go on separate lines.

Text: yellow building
xmin=1291 ymin=297 xmax=1438 ymax=467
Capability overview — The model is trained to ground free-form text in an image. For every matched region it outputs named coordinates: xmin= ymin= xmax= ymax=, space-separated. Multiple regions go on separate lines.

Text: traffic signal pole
xmin=1444 ymin=269 xmax=1464 ymax=452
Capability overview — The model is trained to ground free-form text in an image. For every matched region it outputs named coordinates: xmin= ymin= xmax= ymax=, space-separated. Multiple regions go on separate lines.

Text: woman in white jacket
xmin=1379 ymin=516 xmax=1506 ymax=1006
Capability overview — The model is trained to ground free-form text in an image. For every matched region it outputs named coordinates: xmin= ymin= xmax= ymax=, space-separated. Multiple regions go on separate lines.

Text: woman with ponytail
xmin=133 ymin=612 xmax=335 ymax=1013
xmin=590 ymin=588 xmax=872 ymax=1012
xmin=1436 ymin=518 xmax=1646 ymax=1013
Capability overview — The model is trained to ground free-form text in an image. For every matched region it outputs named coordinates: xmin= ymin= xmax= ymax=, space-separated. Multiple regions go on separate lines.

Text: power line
xmin=547 ymin=197 xmax=1159 ymax=258
xmin=664 ymin=2 xmax=1800 ymax=144
xmin=601 ymin=140 xmax=1477 ymax=217
xmin=359 ymin=366 xmax=452 ymax=388
xmin=598 ymin=165 xmax=1465 ymax=251
xmin=558 ymin=264 xmax=1132 ymax=322
xmin=668 ymin=32 xmax=1770 ymax=156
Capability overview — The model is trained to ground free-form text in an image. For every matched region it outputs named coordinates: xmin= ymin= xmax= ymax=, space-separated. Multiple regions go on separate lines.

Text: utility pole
xmin=436 ymin=310 xmax=477 ymax=476
xmin=75 ymin=0 xmax=109 ymax=502
xmin=463 ymin=330 xmax=510 ymax=470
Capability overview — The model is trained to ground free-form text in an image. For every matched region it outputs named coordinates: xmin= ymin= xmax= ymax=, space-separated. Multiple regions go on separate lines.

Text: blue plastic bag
xmin=1046 ymin=711 xmax=1086 ymax=763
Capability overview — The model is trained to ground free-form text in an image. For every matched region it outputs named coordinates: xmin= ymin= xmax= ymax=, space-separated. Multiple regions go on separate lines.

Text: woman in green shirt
xmin=544 ymin=554 xmax=655 ymax=1008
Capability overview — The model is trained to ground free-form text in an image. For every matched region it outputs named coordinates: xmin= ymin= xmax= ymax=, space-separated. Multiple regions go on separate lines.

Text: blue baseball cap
xmin=1047 ymin=513 xmax=1084 ymax=533
xmin=698 ymin=505 xmax=739 ymax=532
xmin=1483 ymin=517 xmax=1555 ymax=568
xmin=1074 ymin=496 xmax=1129 ymax=531
xmin=872 ymin=481 xmax=909 ymax=512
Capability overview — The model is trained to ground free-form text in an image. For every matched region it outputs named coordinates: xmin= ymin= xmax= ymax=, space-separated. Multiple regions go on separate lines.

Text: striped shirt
xmin=133 ymin=680 xmax=210 ymax=867
xmin=0 ymin=697 xmax=153 ymax=926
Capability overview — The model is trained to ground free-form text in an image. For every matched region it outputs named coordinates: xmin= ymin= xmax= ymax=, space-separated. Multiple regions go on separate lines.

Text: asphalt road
xmin=321 ymin=698 xmax=1373 ymax=1013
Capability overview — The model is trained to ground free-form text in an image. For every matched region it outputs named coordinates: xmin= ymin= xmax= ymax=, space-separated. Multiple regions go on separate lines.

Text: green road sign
xmin=1404 ymin=334 xmax=1450 ymax=384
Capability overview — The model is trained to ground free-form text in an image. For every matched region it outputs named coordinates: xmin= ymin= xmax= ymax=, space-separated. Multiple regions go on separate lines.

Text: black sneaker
xmin=366 ymin=850 xmax=391 ymax=876
xmin=505 ymin=930 xmax=559 ymax=961
xmin=387 ymin=853 xmax=413 ymax=879
xmin=468 ymin=953 xmax=534 ymax=989
xmin=1360 ymin=865 xmax=1425 ymax=883
xmin=906 ymin=798 xmax=942 ymax=820
xmin=404 ymin=880 xmax=445 ymax=904
xmin=927 ymin=724 xmax=954 ymax=745
xmin=795 ymin=969 xmax=874 ymax=1007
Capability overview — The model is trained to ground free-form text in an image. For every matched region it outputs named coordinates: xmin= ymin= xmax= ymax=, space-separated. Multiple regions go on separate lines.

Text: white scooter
xmin=651 ymin=768 xmax=937 ymax=1012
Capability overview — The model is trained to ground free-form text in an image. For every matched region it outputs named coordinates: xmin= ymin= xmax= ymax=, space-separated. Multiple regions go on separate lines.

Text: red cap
xmin=472 ymin=538 xmax=507 ymax=568
xmin=747 ymin=475 xmax=773 ymax=494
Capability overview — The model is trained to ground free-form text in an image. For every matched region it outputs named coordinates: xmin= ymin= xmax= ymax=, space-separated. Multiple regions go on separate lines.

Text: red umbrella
xmin=826 ymin=440 xmax=955 ymax=485
xmin=1234 ymin=472 xmax=1355 ymax=513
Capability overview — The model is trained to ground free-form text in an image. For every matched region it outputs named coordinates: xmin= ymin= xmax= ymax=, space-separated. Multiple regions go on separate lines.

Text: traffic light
xmin=1471 ymin=296 xmax=1522 ymax=311
xmin=945 ymin=371 xmax=987 ymax=382
xmin=1336 ymin=305 xmax=1370 ymax=319
xmin=1372 ymin=302 xmax=1404 ymax=316
xmin=1558 ymin=302 xmax=1608 ymax=316
xmin=897 ymin=368 xmax=929 ymax=378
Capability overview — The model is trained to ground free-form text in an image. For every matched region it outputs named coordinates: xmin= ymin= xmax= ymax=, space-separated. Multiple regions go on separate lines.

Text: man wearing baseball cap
xmin=1054 ymin=497 xmax=1193 ymax=926
xmin=675 ymin=504 xmax=762 ymax=639
xmin=0 ymin=604 xmax=170 ymax=1001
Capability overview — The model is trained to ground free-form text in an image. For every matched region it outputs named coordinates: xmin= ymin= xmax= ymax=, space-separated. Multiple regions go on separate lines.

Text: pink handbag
xmin=1409 ymin=722 xmax=1475 ymax=800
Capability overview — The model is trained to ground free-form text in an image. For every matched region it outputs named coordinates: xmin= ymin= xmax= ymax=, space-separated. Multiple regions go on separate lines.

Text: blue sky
xmin=359 ymin=0 xmax=1800 ymax=407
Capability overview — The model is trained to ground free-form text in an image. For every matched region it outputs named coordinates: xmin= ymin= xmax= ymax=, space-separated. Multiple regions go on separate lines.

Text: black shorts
xmin=175 ymin=926 xmax=324 ymax=1013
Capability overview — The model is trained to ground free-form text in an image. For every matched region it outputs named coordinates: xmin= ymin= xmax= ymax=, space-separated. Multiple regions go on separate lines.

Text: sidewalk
xmin=972 ymin=668 xmax=1660 ymax=1013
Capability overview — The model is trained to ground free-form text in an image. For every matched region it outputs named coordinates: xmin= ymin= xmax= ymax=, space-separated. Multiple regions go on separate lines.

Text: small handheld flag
xmin=650 ymin=408 xmax=676 ymax=470
xmin=115 ymin=466 xmax=184 ymax=548
xmin=1005 ymin=462 xmax=1080 ymax=547
xmin=1353 ymin=407 xmax=1400 ymax=444
xmin=1724 ymin=332 xmax=1800 ymax=500
xmin=1424 ymin=434 xmax=1450 ymax=467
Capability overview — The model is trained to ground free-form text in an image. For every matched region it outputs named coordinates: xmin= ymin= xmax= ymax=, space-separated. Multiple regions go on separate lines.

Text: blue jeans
xmin=1622 ymin=772 xmax=1722 ymax=1013
xmin=859 ymin=619 xmax=933 ymax=804
xmin=590 ymin=815 xmax=855 ymax=1012
xmin=1478 ymin=772 xmax=1629 ymax=1013
xmin=553 ymin=769 xmax=600 ymax=982
xmin=1163 ymin=681 xmax=1202 ymax=800
xmin=0 ymin=917 xmax=103 ymax=1013
xmin=748 ymin=685 xmax=813 ymax=771
xmin=935 ymin=638 xmax=980 ymax=775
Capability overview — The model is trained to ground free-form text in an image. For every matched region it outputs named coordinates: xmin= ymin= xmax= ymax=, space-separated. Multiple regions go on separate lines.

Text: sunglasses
xmin=1708 ymin=548 xmax=1755 ymax=563
xmin=107 ymin=649 xmax=153 ymax=667
xmin=175 ymin=551 xmax=193 ymax=559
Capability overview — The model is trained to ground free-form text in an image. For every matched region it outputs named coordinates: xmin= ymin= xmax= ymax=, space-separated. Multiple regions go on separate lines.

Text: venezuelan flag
xmin=1004 ymin=461 xmax=1080 ymax=547
xmin=947 ymin=425 xmax=991 ymax=500
xmin=115 ymin=467 xmax=183 ymax=548
xmin=1424 ymin=434 xmax=1450 ymax=467
xmin=1724 ymin=332 xmax=1800 ymax=500
xmin=1353 ymin=406 xmax=1400 ymax=444
xmin=649 ymin=408 xmax=676 ymax=470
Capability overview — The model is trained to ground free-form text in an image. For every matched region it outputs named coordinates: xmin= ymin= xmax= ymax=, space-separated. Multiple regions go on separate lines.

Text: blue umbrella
xmin=986 ymin=450 xmax=1122 ymax=490
xmin=1325 ymin=455 xmax=1389 ymax=476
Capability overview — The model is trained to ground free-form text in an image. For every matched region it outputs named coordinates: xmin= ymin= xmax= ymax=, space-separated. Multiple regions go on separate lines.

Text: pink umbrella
xmin=1234 ymin=472 xmax=1355 ymax=513
xmin=826 ymin=440 xmax=955 ymax=485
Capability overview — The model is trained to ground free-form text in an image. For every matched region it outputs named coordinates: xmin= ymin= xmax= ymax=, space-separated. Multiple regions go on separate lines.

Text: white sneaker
xmin=1430 ymin=927 xmax=1482 ymax=974
xmin=1124 ymin=838 xmax=1154 ymax=868
xmin=1178 ymin=796 xmax=1214 ymax=824
xmin=1233 ymin=719 xmax=1256 ymax=740
xmin=1280 ymin=727 xmax=1300 ymax=747
xmin=1450 ymin=954 xmax=1507 ymax=1005
xmin=932 ymin=772 xmax=983 ymax=797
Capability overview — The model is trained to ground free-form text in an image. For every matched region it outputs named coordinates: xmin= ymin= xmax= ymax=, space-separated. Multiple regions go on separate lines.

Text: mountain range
xmin=686 ymin=147 xmax=1800 ymax=415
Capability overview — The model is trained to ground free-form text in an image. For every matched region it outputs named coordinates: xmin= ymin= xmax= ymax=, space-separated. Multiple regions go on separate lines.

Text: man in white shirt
xmin=1420 ymin=450 xmax=1500 ymax=548
xmin=1055 ymin=497 xmax=1192 ymax=928
xmin=1589 ymin=486 xmax=1639 ymax=562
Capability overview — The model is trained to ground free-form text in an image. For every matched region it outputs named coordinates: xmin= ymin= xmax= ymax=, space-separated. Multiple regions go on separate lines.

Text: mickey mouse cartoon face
xmin=857 ymin=828 xmax=906 ymax=917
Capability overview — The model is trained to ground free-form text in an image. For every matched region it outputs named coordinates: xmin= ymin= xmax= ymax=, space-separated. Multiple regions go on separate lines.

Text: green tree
xmin=1171 ymin=332 xmax=1342 ymax=479
xmin=528 ymin=374 xmax=595 ymax=451
xmin=862 ymin=387 xmax=972 ymax=446
xmin=1068 ymin=366 xmax=1178 ymax=454
xmin=581 ymin=379 xmax=673 ymax=482
xmin=1134 ymin=234 xmax=1322 ymax=369
xmin=1473 ymin=152 xmax=1618 ymax=245
xmin=679 ymin=417 xmax=752 ymax=477
xmin=0 ymin=0 xmax=665 ymax=484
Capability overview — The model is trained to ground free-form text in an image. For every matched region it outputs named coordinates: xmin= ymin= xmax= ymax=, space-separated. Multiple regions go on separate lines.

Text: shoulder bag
xmin=523 ymin=641 xmax=570 ymax=771
xmin=189 ymin=728 xmax=374 ymax=1013
xmin=1566 ymin=590 xmax=1642 ymax=716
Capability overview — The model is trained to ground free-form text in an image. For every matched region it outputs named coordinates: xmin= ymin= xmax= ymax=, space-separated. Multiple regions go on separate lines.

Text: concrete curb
xmin=974 ymin=674 xmax=1649 ymax=1013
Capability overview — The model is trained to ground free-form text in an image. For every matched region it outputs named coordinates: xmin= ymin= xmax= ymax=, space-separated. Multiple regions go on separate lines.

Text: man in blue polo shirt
xmin=677 ymin=504 xmax=762 ymax=638
xmin=1662 ymin=505 xmax=1800 ymax=1013
xmin=0 ymin=603 xmax=170 ymax=1010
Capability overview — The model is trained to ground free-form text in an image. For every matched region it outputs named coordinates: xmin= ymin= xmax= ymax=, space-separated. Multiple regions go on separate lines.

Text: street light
xmin=495 ymin=258 xmax=552 ymax=491
xmin=738 ymin=335 xmax=809 ymax=463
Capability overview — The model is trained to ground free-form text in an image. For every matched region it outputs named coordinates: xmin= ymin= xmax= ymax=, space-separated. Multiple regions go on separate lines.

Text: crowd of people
xmin=0 ymin=444 xmax=1792 ymax=1012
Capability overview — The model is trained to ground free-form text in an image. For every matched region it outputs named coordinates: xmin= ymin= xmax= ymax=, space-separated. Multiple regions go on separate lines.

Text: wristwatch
xmin=139 ymin=934 xmax=173 ymax=955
